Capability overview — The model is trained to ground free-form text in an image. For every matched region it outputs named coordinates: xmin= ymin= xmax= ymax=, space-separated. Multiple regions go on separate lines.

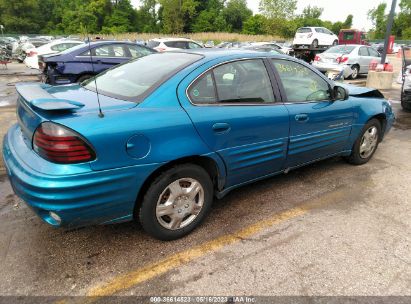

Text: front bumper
xmin=2 ymin=124 xmax=161 ymax=228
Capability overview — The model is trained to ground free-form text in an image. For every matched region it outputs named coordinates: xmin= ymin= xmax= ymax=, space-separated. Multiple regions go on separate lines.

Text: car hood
xmin=340 ymin=83 xmax=385 ymax=98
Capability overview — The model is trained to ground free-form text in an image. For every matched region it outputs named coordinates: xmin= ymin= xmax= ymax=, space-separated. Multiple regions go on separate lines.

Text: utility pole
xmin=381 ymin=0 xmax=397 ymax=64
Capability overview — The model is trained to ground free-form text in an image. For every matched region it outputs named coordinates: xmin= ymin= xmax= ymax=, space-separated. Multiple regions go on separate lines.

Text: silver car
xmin=312 ymin=45 xmax=381 ymax=79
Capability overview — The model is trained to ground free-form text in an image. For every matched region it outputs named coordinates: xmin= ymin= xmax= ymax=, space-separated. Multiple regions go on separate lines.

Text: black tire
xmin=311 ymin=39 xmax=319 ymax=48
xmin=332 ymin=40 xmax=338 ymax=46
xmin=350 ymin=65 xmax=360 ymax=79
xmin=139 ymin=164 xmax=213 ymax=240
xmin=77 ymin=74 xmax=93 ymax=83
xmin=346 ymin=119 xmax=382 ymax=165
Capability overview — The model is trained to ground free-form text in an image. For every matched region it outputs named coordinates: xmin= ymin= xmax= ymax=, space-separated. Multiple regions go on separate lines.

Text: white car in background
xmin=249 ymin=42 xmax=293 ymax=55
xmin=312 ymin=44 xmax=381 ymax=79
xmin=293 ymin=27 xmax=338 ymax=49
xmin=147 ymin=38 xmax=203 ymax=52
xmin=24 ymin=39 xmax=84 ymax=69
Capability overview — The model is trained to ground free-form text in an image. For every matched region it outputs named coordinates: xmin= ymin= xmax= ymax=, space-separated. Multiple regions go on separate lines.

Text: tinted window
xmin=315 ymin=28 xmax=323 ymax=33
xmin=368 ymin=47 xmax=380 ymax=57
xmin=272 ymin=60 xmax=331 ymax=102
xmin=359 ymin=47 xmax=369 ymax=56
xmin=297 ymin=28 xmax=312 ymax=33
xmin=325 ymin=45 xmax=355 ymax=54
xmin=213 ymin=59 xmax=274 ymax=103
xmin=83 ymin=53 xmax=202 ymax=102
xmin=188 ymin=72 xmax=216 ymax=103
xmin=164 ymin=41 xmax=187 ymax=49
xmin=128 ymin=45 xmax=153 ymax=58
xmin=147 ymin=41 xmax=160 ymax=48
xmin=188 ymin=42 xmax=203 ymax=49
xmin=343 ymin=32 xmax=355 ymax=40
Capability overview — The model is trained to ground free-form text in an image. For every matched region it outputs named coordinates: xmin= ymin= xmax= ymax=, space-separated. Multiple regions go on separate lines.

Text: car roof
xmin=150 ymin=37 xmax=195 ymax=42
xmin=172 ymin=49 xmax=290 ymax=61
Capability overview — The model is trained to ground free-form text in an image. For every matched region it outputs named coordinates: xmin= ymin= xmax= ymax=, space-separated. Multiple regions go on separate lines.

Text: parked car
xmin=312 ymin=45 xmax=382 ymax=79
xmin=249 ymin=42 xmax=293 ymax=55
xmin=40 ymin=41 xmax=156 ymax=85
xmin=401 ymin=46 xmax=411 ymax=111
xmin=14 ymin=42 xmax=36 ymax=63
xmin=24 ymin=39 xmax=84 ymax=69
xmin=293 ymin=27 xmax=339 ymax=49
xmin=2 ymin=50 xmax=395 ymax=240
xmin=371 ymin=43 xmax=384 ymax=54
xmin=147 ymin=38 xmax=204 ymax=52
xmin=338 ymin=29 xmax=368 ymax=45
xmin=242 ymin=45 xmax=284 ymax=54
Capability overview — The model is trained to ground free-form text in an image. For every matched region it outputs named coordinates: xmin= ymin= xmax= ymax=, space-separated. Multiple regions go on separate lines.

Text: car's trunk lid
xmin=16 ymin=83 xmax=137 ymax=147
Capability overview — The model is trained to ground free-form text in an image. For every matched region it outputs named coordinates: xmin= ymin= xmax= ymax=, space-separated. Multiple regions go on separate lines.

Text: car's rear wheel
xmin=350 ymin=65 xmax=359 ymax=79
xmin=346 ymin=119 xmax=381 ymax=165
xmin=311 ymin=39 xmax=319 ymax=48
xmin=332 ymin=40 xmax=338 ymax=46
xmin=139 ymin=164 xmax=213 ymax=240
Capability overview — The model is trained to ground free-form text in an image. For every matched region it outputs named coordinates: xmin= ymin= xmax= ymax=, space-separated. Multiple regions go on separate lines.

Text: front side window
xmin=368 ymin=47 xmax=380 ymax=57
xmin=188 ymin=59 xmax=275 ymax=104
xmin=272 ymin=59 xmax=331 ymax=102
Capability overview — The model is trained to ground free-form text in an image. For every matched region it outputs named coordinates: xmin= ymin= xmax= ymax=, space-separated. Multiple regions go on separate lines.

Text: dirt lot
xmin=0 ymin=56 xmax=410 ymax=300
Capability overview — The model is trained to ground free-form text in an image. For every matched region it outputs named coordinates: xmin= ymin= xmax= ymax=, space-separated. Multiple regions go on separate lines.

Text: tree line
xmin=0 ymin=0 xmax=410 ymax=39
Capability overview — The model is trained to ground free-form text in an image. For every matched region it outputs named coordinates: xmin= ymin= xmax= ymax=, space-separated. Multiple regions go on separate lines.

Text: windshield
xmin=324 ymin=45 xmax=356 ymax=54
xmin=83 ymin=52 xmax=203 ymax=102
xmin=297 ymin=28 xmax=312 ymax=33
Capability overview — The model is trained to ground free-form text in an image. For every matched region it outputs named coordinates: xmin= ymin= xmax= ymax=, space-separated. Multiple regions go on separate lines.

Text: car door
xmin=270 ymin=59 xmax=354 ymax=168
xmin=92 ymin=44 xmax=130 ymax=72
xmin=358 ymin=46 xmax=371 ymax=73
xmin=178 ymin=58 xmax=290 ymax=187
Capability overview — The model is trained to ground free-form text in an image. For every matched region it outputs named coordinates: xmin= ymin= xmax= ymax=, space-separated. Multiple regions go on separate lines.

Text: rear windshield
xmin=82 ymin=52 xmax=202 ymax=102
xmin=297 ymin=28 xmax=312 ymax=33
xmin=147 ymin=40 xmax=160 ymax=48
xmin=324 ymin=45 xmax=356 ymax=54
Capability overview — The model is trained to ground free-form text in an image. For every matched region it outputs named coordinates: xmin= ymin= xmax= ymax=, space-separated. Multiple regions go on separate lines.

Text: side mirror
xmin=333 ymin=85 xmax=349 ymax=101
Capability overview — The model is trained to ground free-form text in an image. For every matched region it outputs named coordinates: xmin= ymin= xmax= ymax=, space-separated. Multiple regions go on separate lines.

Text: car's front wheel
xmin=311 ymin=39 xmax=319 ymax=48
xmin=332 ymin=40 xmax=338 ymax=46
xmin=139 ymin=164 xmax=213 ymax=240
xmin=346 ymin=119 xmax=381 ymax=165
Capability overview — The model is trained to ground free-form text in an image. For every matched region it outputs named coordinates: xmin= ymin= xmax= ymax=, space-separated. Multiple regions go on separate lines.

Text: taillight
xmin=337 ymin=56 xmax=348 ymax=63
xmin=33 ymin=122 xmax=95 ymax=164
xmin=314 ymin=55 xmax=321 ymax=61
xmin=154 ymin=47 xmax=166 ymax=52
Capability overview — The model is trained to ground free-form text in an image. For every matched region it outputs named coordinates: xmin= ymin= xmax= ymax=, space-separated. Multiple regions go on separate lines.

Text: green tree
xmin=368 ymin=3 xmax=387 ymax=39
xmin=222 ymin=0 xmax=252 ymax=32
xmin=0 ymin=0 xmax=41 ymax=33
xmin=242 ymin=14 xmax=268 ymax=35
xmin=103 ymin=0 xmax=137 ymax=33
xmin=301 ymin=5 xmax=323 ymax=19
xmin=259 ymin=0 xmax=297 ymax=19
xmin=342 ymin=14 xmax=353 ymax=29
xmin=159 ymin=0 xmax=198 ymax=33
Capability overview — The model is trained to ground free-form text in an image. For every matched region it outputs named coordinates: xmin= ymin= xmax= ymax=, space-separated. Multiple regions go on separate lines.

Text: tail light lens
xmin=33 ymin=122 xmax=95 ymax=164
xmin=314 ymin=55 xmax=321 ymax=61
xmin=337 ymin=56 xmax=348 ymax=63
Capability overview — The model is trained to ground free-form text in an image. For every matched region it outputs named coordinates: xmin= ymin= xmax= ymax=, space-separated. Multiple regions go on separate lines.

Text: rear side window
xmin=147 ymin=41 xmax=160 ymax=48
xmin=188 ymin=59 xmax=275 ymax=104
xmin=83 ymin=53 xmax=202 ymax=102
xmin=359 ymin=47 xmax=369 ymax=56
xmin=164 ymin=41 xmax=188 ymax=49
xmin=128 ymin=45 xmax=153 ymax=58
xmin=297 ymin=28 xmax=312 ymax=33
xmin=315 ymin=28 xmax=323 ymax=33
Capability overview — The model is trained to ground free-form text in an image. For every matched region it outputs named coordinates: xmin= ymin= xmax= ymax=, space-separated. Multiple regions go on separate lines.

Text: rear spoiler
xmin=16 ymin=83 xmax=85 ymax=111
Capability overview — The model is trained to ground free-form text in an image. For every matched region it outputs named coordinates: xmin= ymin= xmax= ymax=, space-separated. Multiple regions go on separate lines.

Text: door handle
xmin=295 ymin=114 xmax=309 ymax=122
xmin=212 ymin=123 xmax=231 ymax=134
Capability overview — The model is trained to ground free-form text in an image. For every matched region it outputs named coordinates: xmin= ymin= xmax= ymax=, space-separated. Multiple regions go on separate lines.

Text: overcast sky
xmin=131 ymin=0 xmax=397 ymax=31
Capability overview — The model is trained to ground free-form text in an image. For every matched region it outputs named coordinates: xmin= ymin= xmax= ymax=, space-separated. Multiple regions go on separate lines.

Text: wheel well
xmin=370 ymin=114 xmax=387 ymax=140
xmin=352 ymin=63 xmax=360 ymax=70
xmin=133 ymin=156 xmax=220 ymax=218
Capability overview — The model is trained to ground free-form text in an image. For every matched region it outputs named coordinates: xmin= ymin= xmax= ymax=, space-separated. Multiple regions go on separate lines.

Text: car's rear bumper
xmin=2 ymin=124 xmax=161 ymax=228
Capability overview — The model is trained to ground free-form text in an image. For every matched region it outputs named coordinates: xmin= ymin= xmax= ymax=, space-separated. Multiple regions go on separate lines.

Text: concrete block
xmin=366 ymin=71 xmax=394 ymax=90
